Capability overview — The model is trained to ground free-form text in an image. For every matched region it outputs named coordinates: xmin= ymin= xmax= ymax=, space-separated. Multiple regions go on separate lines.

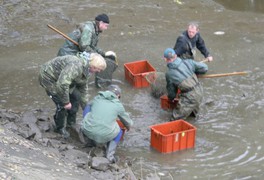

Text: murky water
xmin=215 ymin=0 xmax=264 ymax=14
xmin=1 ymin=0 xmax=264 ymax=179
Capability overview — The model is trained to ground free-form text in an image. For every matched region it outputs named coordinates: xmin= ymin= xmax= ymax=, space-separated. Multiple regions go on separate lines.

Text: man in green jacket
xmin=57 ymin=13 xmax=117 ymax=88
xmin=81 ymin=85 xmax=133 ymax=163
xmin=39 ymin=52 xmax=106 ymax=138
xmin=57 ymin=13 xmax=110 ymax=57
xmin=164 ymin=48 xmax=208 ymax=121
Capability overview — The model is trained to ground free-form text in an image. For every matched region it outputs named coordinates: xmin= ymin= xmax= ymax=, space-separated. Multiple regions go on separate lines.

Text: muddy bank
xmin=0 ymin=108 xmax=146 ymax=180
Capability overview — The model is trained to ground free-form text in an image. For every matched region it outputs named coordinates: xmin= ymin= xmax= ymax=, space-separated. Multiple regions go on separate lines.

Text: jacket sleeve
xmin=117 ymin=104 xmax=133 ymax=130
xmin=79 ymin=25 xmax=93 ymax=52
xmin=79 ymin=24 xmax=105 ymax=56
xmin=191 ymin=60 xmax=208 ymax=75
xmin=56 ymin=63 xmax=82 ymax=105
xmin=173 ymin=35 xmax=188 ymax=56
xmin=196 ymin=33 xmax=210 ymax=58
xmin=166 ymin=72 xmax=178 ymax=101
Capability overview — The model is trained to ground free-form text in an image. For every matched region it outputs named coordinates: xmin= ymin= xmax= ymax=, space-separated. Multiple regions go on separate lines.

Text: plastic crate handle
xmin=140 ymin=72 xmax=149 ymax=77
xmin=175 ymin=133 xmax=179 ymax=142
xmin=153 ymin=129 xmax=161 ymax=138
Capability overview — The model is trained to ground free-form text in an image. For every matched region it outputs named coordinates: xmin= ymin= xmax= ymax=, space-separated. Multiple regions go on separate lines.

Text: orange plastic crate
xmin=116 ymin=120 xmax=126 ymax=140
xmin=150 ymin=120 xmax=196 ymax=153
xmin=160 ymin=95 xmax=178 ymax=110
xmin=124 ymin=60 xmax=156 ymax=88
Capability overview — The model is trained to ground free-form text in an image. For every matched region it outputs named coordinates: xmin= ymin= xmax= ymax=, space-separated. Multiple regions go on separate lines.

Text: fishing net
xmin=144 ymin=71 xmax=167 ymax=98
xmin=95 ymin=57 xmax=118 ymax=88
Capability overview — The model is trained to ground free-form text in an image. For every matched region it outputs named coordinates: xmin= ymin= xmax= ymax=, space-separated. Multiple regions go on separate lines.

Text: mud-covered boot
xmin=55 ymin=128 xmax=70 ymax=139
xmin=105 ymin=140 xmax=118 ymax=163
xmin=66 ymin=113 xmax=77 ymax=128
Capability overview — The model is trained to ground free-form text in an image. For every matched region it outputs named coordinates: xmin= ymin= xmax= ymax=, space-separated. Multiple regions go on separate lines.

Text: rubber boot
xmin=105 ymin=140 xmax=118 ymax=163
xmin=55 ymin=127 xmax=70 ymax=139
xmin=53 ymin=106 xmax=70 ymax=138
xmin=66 ymin=112 xmax=76 ymax=127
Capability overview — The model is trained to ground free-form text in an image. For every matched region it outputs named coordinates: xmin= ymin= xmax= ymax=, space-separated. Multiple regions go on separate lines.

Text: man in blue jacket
xmin=81 ymin=85 xmax=133 ymax=163
xmin=164 ymin=48 xmax=208 ymax=121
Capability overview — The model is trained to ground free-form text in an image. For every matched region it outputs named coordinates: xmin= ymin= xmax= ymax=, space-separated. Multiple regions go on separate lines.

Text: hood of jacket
xmin=97 ymin=90 xmax=119 ymax=101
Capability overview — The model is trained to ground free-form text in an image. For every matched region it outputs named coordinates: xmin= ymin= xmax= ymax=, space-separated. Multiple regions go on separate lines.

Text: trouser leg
xmin=105 ymin=129 xmax=122 ymax=163
xmin=46 ymin=91 xmax=70 ymax=138
xmin=46 ymin=91 xmax=67 ymax=130
xmin=171 ymin=95 xmax=195 ymax=121
xmin=171 ymin=90 xmax=202 ymax=121
xmin=67 ymin=89 xmax=81 ymax=127
xmin=106 ymin=140 xmax=118 ymax=163
xmin=54 ymin=105 xmax=67 ymax=130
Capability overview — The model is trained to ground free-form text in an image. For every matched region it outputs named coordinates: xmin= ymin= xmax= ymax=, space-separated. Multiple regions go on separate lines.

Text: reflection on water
xmin=215 ymin=0 xmax=264 ymax=13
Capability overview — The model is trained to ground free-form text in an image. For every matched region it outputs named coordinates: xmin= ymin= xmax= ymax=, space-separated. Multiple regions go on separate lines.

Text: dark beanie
xmin=95 ymin=13 xmax=109 ymax=24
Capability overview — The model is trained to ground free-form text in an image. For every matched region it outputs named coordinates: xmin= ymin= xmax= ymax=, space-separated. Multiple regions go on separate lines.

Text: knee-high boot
xmin=105 ymin=140 xmax=118 ymax=163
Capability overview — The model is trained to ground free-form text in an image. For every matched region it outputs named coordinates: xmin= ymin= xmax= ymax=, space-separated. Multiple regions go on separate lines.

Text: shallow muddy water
xmin=1 ymin=0 xmax=264 ymax=179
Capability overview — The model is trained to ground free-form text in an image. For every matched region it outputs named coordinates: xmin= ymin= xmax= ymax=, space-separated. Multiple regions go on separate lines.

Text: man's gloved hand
xmin=105 ymin=51 xmax=117 ymax=62
xmin=106 ymin=54 xmax=116 ymax=61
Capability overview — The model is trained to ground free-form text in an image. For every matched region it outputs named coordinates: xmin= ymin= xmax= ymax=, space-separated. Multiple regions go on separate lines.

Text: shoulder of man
xmin=177 ymin=31 xmax=189 ymax=42
xmin=78 ymin=21 xmax=96 ymax=32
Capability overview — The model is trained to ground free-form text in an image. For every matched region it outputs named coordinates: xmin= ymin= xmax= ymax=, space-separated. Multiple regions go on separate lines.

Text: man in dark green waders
xmin=164 ymin=48 xmax=208 ymax=121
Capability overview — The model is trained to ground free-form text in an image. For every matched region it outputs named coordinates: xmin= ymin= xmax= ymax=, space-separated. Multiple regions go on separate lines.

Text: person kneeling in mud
xmin=81 ymin=85 xmax=133 ymax=163
xmin=38 ymin=52 xmax=106 ymax=138
xmin=163 ymin=48 xmax=208 ymax=121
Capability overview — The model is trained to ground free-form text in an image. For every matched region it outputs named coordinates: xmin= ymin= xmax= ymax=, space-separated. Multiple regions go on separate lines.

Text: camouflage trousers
xmin=46 ymin=89 xmax=81 ymax=130
xmin=171 ymin=84 xmax=203 ymax=121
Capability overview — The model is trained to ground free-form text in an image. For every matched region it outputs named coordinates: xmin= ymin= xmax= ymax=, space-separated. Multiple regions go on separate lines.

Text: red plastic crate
xmin=116 ymin=119 xmax=126 ymax=140
xmin=124 ymin=60 xmax=156 ymax=88
xmin=160 ymin=95 xmax=178 ymax=110
xmin=150 ymin=120 xmax=196 ymax=153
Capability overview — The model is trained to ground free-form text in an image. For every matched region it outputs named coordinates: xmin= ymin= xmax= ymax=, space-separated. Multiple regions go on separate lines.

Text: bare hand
xmin=207 ymin=56 xmax=213 ymax=62
xmin=172 ymin=98 xmax=179 ymax=103
xmin=64 ymin=103 xmax=72 ymax=110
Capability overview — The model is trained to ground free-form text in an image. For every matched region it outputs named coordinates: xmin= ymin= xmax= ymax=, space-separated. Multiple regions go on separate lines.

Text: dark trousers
xmin=47 ymin=89 xmax=81 ymax=130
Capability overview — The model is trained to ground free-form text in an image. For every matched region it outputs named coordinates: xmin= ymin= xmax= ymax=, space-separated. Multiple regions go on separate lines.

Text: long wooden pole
xmin=47 ymin=24 xmax=79 ymax=46
xmin=198 ymin=71 xmax=248 ymax=78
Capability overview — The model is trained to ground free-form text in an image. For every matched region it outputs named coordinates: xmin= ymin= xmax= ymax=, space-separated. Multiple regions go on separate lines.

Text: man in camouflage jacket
xmin=57 ymin=13 xmax=113 ymax=59
xmin=57 ymin=13 xmax=117 ymax=88
xmin=38 ymin=52 xmax=106 ymax=138
xmin=163 ymin=48 xmax=208 ymax=121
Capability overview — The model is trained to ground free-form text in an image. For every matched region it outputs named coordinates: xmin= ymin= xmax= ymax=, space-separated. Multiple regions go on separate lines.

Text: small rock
xmin=91 ymin=157 xmax=110 ymax=171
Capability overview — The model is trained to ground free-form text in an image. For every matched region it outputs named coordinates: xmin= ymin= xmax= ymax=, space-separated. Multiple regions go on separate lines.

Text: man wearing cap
xmin=57 ymin=13 xmax=117 ymax=88
xmin=81 ymin=85 xmax=133 ymax=163
xmin=163 ymin=48 xmax=208 ymax=121
xmin=57 ymin=13 xmax=112 ymax=58
xmin=173 ymin=22 xmax=213 ymax=61
xmin=39 ymin=52 xmax=106 ymax=138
